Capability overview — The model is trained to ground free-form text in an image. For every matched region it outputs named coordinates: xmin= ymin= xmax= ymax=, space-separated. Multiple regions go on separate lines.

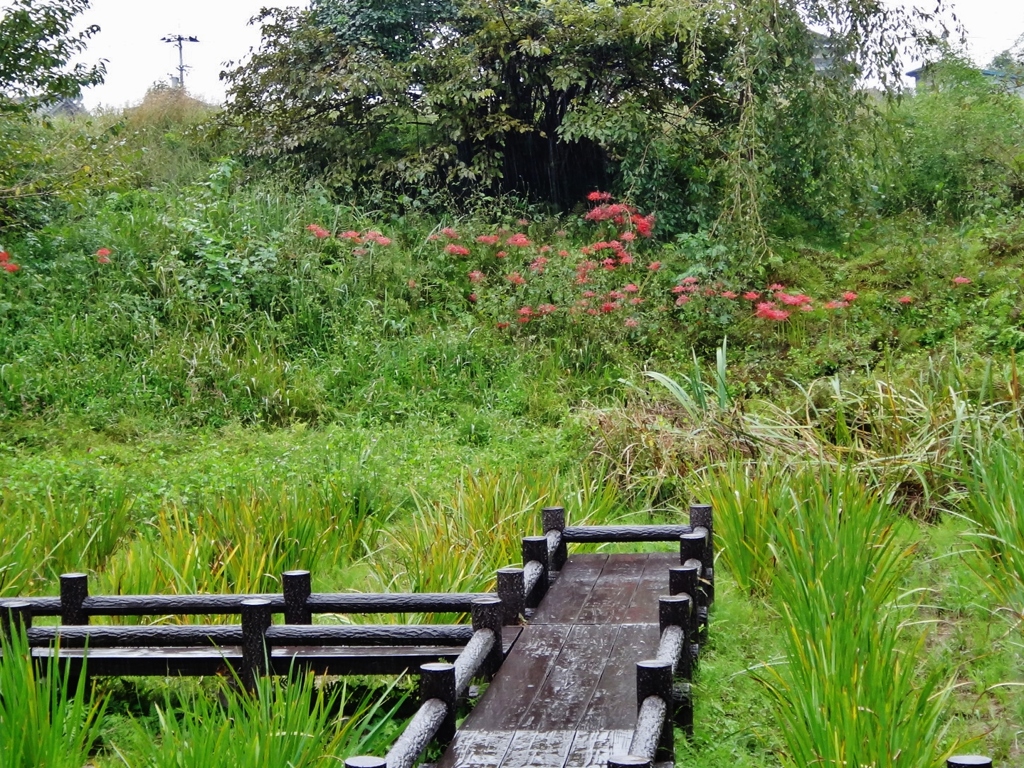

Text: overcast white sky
xmin=3 ymin=0 xmax=1023 ymax=109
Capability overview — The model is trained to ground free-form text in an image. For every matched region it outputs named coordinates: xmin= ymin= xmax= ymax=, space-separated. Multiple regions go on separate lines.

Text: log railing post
xmin=343 ymin=758 xmax=387 ymax=768
xmin=608 ymin=757 xmax=652 ymax=768
xmin=522 ymin=536 xmax=550 ymax=609
xmin=0 ymin=600 xmax=32 ymax=640
xmin=946 ymin=758 xmax=993 ymax=767
xmin=240 ymin=598 xmax=272 ymax=690
xmin=669 ymin=564 xmax=702 ymax=663
xmin=282 ymin=570 xmax=312 ymax=625
xmin=496 ymin=566 xmax=525 ymax=625
xmin=420 ymin=662 xmax=458 ymax=746
xmin=60 ymin=573 xmax=89 ymax=626
xmin=542 ymin=506 xmax=567 ymax=571
xmin=634 ymin=659 xmax=674 ymax=761
xmin=471 ymin=597 xmax=505 ymax=676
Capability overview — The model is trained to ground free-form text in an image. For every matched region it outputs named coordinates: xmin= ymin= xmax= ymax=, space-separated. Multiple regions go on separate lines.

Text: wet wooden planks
xmin=437 ymin=551 xmax=680 ymax=768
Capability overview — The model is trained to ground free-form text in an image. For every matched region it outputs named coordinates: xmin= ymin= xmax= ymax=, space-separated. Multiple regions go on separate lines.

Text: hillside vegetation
xmin=1 ymin=2 xmax=1024 ymax=766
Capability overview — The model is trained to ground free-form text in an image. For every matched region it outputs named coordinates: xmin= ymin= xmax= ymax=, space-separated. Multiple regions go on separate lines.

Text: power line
xmin=161 ymin=34 xmax=200 ymax=90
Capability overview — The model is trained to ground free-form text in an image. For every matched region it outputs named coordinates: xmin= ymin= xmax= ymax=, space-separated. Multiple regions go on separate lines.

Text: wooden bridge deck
xmin=437 ymin=551 xmax=677 ymax=768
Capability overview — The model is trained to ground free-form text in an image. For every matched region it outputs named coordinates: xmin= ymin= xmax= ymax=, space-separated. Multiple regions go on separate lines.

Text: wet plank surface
xmin=437 ymin=551 xmax=678 ymax=768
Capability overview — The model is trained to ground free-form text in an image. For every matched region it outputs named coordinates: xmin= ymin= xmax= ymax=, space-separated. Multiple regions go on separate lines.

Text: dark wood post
xmin=344 ymin=758 xmax=386 ymax=768
xmin=60 ymin=573 xmax=89 ymax=626
xmin=636 ymin=659 xmax=674 ymax=760
xmin=420 ymin=662 xmax=458 ymax=746
xmin=522 ymin=536 xmax=550 ymax=608
xmin=659 ymin=594 xmax=692 ymax=679
xmin=669 ymin=564 xmax=701 ymax=661
xmin=542 ymin=506 xmax=568 ymax=571
xmin=282 ymin=570 xmax=312 ymax=624
xmin=946 ymin=758 xmax=993 ymax=767
xmin=496 ymin=566 xmax=525 ymax=625
xmin=675 ymin=681 xmax=694 ymax=738
xmin=240 ymin=598 xmax=272 ymax=690
xmin=472 ymin=597 xmax=505 ymax=675
xmin=608 ymin=757 xmax=652 ymax=767
xmin=0 ymin=600 xmax=32 ymax=640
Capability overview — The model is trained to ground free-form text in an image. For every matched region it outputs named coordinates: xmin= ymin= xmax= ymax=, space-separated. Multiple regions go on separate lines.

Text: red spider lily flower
xmin=681 ymin=276 xmax=699 ymax=285
xmin=582 ymin=291 xmax=596 ymax=298
xmin=587 ymin=191 xmax=613 ymax=202
xmin=338 ymin=231 xmax=362 ymax=242
xmin=376 ymin=236 xmax=392 ymax=246
xmin=601 ymin=301 xmax=618 ymax=313
xmin=506 ymin=272 xmax=526 ymax=286
xmin=353 ymin=248 xmax=367 ymax=256
xmin=671 ymin=285 xmax=687 ymax=294
xmin=363 ymin=232 xmax=391 ymax=246
xmin=823 ymin=300 xmax=849 ymax=310
xmin=631 ymin=213 xmax=655 ymax=237
xmin=777 ymin=292 xmax=812 ymax=306
xmin=625 ymin=317 xmax=639 ymax=328
xmin=620 ymin=232 xmax=636 ymax=242
xmin=618 ymin=253 xmax=634 ymax=266
xmin=537 ymin=304 xmax=557 ymax=315
xmin=518 ymin=316 xmax=531 ymax=324
xmin=306 ymin=225 xmax=331 ymax=239
xmin=518 ymin=306 xmax=534 ymax=317
xmin=720 ymin=291 xmax=738 ymax=299
xmin=648 ymin=261 xmax=661 ymax=271
xmin=468 ymin=293 xmax=478 ymax=303
xmin=96 ymin=248 xmax=112 ymax=257
xmin=842 ymin=291 xmax=858 ymax=301
xmin=407 ymin=279 xmax=417 ymax=288
xmin=97 ymin=254 xmax=111 ymax=264
xmin=898 ymin=295 xmax=914 ymax=304
xmin=475 ymin=234 xmax=501 ymax=245
xmin=575 ymin=275 xmax=591 ymax=285
xmin=767 ymin=283 xmax=784 ymax=291
xmin=497 ymin=322 xmax=510 ymax=329
xmin=624 ymin=284 xmax=639 ymax=293
xmin=602 ymin=258 xmax=617 ymax=270
xmin=675 ymin=295 xmax=690 ymax=306
xmin=742 ymin=291 xmax=760 ymax=300
xmin=587 ymin=308 xmax=599 ymax=315
xmin=953 ymin=276 xmax=972 ymax=285
xmin=755 ymin=301 xmax=777 ymax=316
xmin=581 ymin=246 xmax=593 ymax=256
xmin=3 ymin=262 xmax=20 ymax=272
xmin=703 ymin=288 xmax=716 ymax=296
xmin=530 ymin=256 xmax=548 ymax=273
xmin=496 ymin=251 xmax=507 ymax=259
xmin=629 ymin=297 xmax=644 ymax=305
xmin=428 ymin=234 xmax=440 ymax=241
xmin=445 ymin=244 xmax=471 ymax=256
xmin=558 ymin=249 xmax=570 ymax=257
xmin=506 ymin=233 xmax=532 ymax=247
xmin=0 ymin=251 xmax=8 ymax=262
xmin=539 ymin=245 xmax=551 ymax=253
xmin=756 ymin=302 xmax=790 ymax=320
xmin=800 ymin=304 xmax=814 ymax=312
xmin=441 ymin=227 xmax=460 ymax=239
xmin=608 ymin=290 xmax=625 ymax=300
xmin=468 ymin=270 xmax=485 ymax=283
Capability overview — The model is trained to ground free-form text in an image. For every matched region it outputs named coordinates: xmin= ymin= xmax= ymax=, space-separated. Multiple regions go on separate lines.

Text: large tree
xmin=224 ymin=0 xmax=949 ymax=240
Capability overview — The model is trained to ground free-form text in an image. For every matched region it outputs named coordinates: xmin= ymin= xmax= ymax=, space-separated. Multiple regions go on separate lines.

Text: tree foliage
xmin=0 ymin=0 xmax=105 ymax=232
xmin=0 ymin=0 xmax=105 ymax=113
xmin=224 ymin=0 xmax=949 ymax=248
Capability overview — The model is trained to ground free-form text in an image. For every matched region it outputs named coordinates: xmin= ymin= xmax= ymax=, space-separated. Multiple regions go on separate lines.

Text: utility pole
xmin=161 ymin=34 xmax=199 ymax=90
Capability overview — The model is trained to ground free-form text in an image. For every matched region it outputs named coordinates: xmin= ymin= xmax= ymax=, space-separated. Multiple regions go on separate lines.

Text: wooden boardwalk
xmin=437 ymin=552 xmax=678 ymax=768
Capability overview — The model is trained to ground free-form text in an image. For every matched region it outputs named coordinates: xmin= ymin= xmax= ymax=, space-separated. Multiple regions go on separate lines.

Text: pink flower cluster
xmin=307 ymin=224 xmax=392 ymax=246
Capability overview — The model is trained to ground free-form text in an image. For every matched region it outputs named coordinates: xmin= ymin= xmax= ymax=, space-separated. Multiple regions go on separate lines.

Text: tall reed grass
xmin=0 ymin=627 xmax=109 ymax=767
xmin=757 ymin=469 xmax=954 ymax=767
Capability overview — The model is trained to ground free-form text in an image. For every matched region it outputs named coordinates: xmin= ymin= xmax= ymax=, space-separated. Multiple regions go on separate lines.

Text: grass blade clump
xmin=143 ymin=673 xmax=406 ymax=768
xmin=758 ymin=467 xmax=953 ymax=768
xmin=0 ymin=627 xmax=108 ymax=768
xmin=705 ymin=460 xmax=792 ymax=596
xmin=961 ymin=437 xmax=1024 ymax=626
